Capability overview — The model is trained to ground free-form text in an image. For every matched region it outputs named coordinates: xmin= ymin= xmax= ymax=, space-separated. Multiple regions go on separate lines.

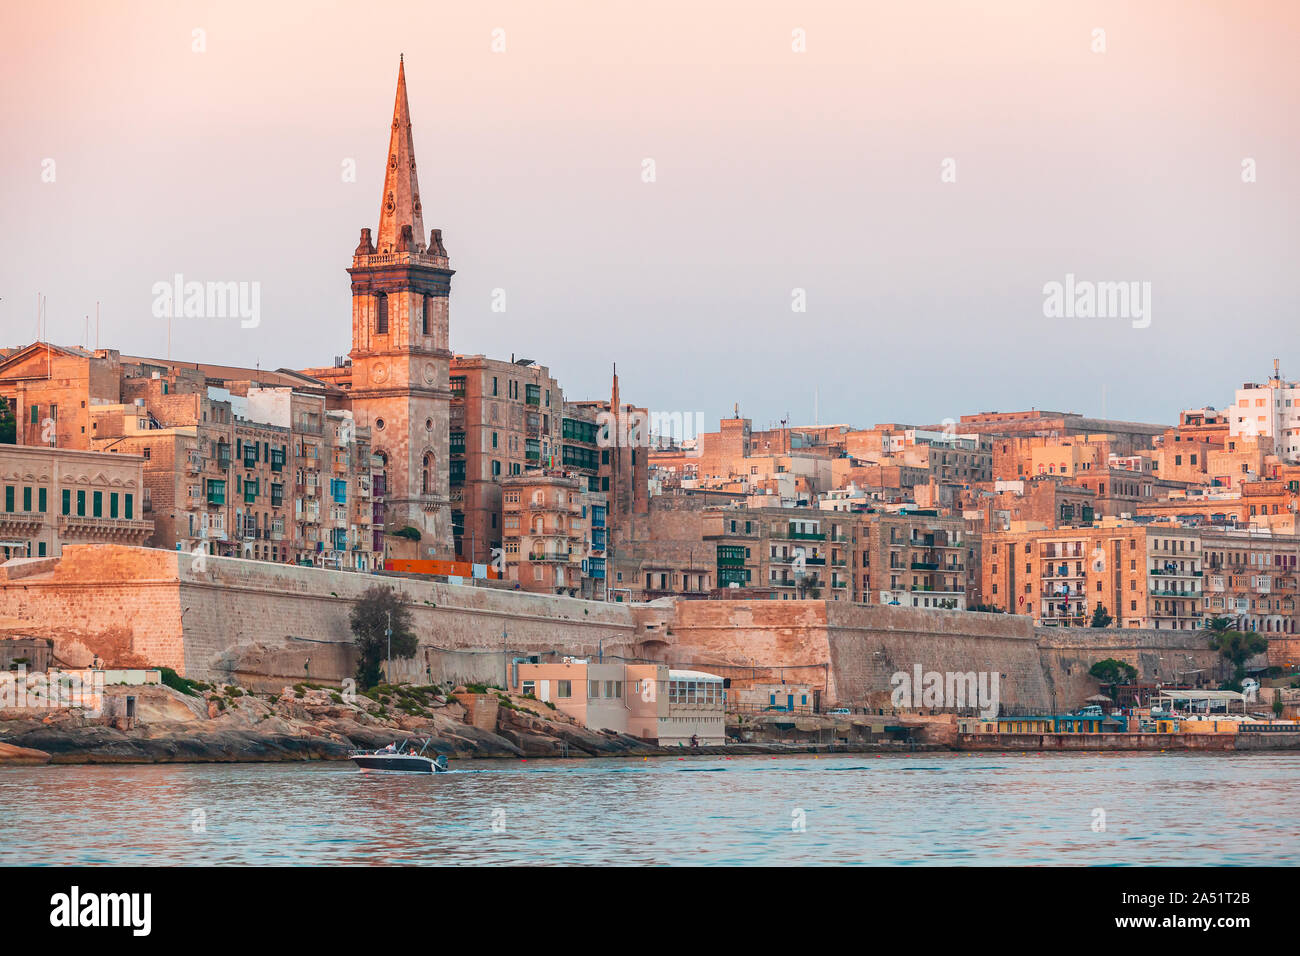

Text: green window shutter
xmin=38 ymin=488 xmax=47 ymax=513
xmin=93 ymin=491 xmax=103 ymax=517
xmin=62 ymin=489 xmax=71 ymax=515
xmin=77 ymin=491 xmax=86 ymax=516
xmin=22 ymin=487 xmax=32 ymax=512
xmin=110 ymin=493 xmax=119 ymax=518
xmin=125 ymin=494 xmax=134 ymax=520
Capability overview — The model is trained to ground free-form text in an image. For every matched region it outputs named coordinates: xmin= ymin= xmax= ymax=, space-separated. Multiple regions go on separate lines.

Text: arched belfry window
xmin=422 ymin=453 xmax=432 ymax=494
xmin=422 ymin=294 xmax=432 ymax=336
xmin=375 ymin=293 xmax=389 ymax=335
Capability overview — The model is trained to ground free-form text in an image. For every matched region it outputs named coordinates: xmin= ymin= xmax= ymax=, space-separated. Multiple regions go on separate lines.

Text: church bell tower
xmin=347 ymin=56 xmax=454 ymax=558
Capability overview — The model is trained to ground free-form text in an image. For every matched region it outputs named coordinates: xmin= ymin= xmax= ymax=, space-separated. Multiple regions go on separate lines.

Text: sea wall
xmin=0 ymin=546 xmax=1257 ymax=709
xmin=0 ymin=546 xmax=640 ymax=689
xmin=1035 ymin=627 xmax=1232 ymax=710
xmin=660 ymin=600 xmax=1054 ymax=711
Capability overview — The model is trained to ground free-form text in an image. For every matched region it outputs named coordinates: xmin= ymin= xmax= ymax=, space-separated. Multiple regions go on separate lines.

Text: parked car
xmin=827 ymin=708 xmax=852 ymax=716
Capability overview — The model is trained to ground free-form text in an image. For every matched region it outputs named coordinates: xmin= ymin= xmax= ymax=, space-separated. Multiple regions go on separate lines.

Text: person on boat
xmin=690 ymin=734 xmax=699 ymax=748
xmin=383 ymin=742 xmax=397 ymax=753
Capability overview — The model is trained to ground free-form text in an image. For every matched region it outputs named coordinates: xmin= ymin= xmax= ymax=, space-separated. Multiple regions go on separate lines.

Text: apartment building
xmin=500 ymin=471 xmax=605 ymax=597
xmin=692 ymin=502 xmax=973 ymax=608
xmin=1201 ymin=528 xmax=1300 ymax=635
xmin=0 ymin=444 xmax=153 ymax=560
xmin=0 ymin=346 xmax=381 ymax=571
xmin=1230 ymin=362 xmax=1300 ymax=462
xmin=982 ymin=523 xmax=1203 ymax=629
xmin=0 ymin=343 xmax=123 ymax=450
xmin=960 ymin=477 xmax=1100 ymax=531
xmin=448 ymin=355 xmax=562 ymax=565
xmin=955 ymin=410 xmax=1164 ymax=454
xmin=869 ymin=512 xmax=971 ymax=609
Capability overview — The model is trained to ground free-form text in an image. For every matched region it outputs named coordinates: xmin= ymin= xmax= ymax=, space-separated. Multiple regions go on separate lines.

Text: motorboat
xmin=349 ymin=738 xmax=448 ymax=773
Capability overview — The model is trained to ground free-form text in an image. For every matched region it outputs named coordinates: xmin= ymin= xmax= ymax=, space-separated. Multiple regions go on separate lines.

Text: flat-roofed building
xmin=0 ymin=444 xmax=152 ymax=560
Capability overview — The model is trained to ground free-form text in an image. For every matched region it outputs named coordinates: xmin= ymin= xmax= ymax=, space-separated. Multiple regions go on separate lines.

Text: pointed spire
xmin=376 ymin=56 xmax=426 ymax=254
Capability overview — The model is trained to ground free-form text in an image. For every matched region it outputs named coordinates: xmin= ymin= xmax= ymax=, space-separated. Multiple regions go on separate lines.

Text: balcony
xmin=0 ymin=513 xmax=43 ymax=535
xmin=528 ymin=552 xmax=570 ymax=563
xmin=57 ymin=515 xmax=154 ymax=537
xmin=910 ymin=561 xmax=939 ymax=571
xmin=784 ymin=528 xmax=826 ymax=541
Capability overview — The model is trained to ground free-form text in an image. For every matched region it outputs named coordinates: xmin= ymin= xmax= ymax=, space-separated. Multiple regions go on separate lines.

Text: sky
xmin=1 ymin=0 xmax=1297 ymax=431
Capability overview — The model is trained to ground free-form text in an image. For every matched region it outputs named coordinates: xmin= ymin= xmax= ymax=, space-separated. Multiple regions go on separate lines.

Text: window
xmin=375 ymin=293 xmax=388 ymax=334
xmin=124 ymin=494 xmax=134 ymax=520
xmin=38 ymin=488 xmax=47 ymax=513
xmin=62 ymin=489 xmax=71 ymax=515
xmin=588 ymin=680 xmax=601 ymax=698
xmin=556 ymin=680 xmax=572 ymax=699
xmin=77 ymin=490 xmax=86 ymax=516
xmin=3 ymin=486 xmax=12 ymax=512
xmin=110 ymin=493 xmax=119 ymax=518
xmin=422 ymin=295 xmax=432 ymax=335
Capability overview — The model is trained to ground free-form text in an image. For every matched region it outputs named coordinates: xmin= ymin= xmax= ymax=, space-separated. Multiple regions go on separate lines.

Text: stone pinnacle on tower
xmin=375 ymin=55 xmax=426 ymax=254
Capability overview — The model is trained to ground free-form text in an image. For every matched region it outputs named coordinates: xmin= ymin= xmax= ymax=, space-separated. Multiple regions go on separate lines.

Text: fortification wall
xmin=1036 ymin=627 xmax=1232 ymax=709
xmin=658 ymin=600 xmax=1053 ymax=711
xmin=0 ymin=547 xmax=1253 ymax=710
xmin=0 ymin=548 xmax=185 ymax=670
xmin=0 ymin=546 xmax=639 ymax=690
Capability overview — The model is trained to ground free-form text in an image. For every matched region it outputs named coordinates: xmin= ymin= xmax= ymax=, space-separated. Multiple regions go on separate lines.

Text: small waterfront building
xmin=730 ymin=681 xmax=815 ymax=715
xmin=509 ymin=658 xmax=629 ymax=734
xmin=663 ymin=669 xmax=726 ymax=746
xmin=509 ymin=660 xmax=727 ymax=745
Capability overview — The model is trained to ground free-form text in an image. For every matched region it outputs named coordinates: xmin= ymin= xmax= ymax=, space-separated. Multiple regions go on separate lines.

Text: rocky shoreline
xmin=0 ymin=680 xmax=935 ymax=766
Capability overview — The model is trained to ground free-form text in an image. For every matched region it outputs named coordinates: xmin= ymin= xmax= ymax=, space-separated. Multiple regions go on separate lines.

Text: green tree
xmin=1089 ymin=658 xmax=1137 ymax=685
xmin=0 ymin=400 xmax=15 ymax=445
xmin=1273 ymin=692 xmax=1284 ymax=719
xmin=1089 ymin=603 xmax=1113 ymax=628
xmin=1202 ymin=615 xmax=1236 ymax=634
xmin=1208 ymin=629 xmax=1268 ymax=687
xmin=350 ymin=586 xmax=417 ymax=689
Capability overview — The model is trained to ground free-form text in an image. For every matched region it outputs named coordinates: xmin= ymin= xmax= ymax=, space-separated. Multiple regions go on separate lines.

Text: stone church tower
xmin=347 ymin=56 xmax=454 ymax=558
